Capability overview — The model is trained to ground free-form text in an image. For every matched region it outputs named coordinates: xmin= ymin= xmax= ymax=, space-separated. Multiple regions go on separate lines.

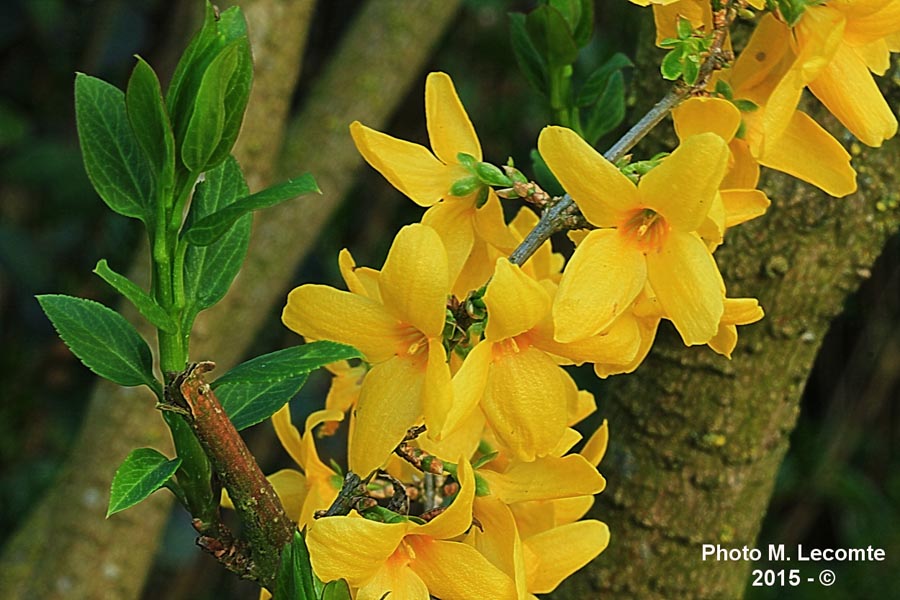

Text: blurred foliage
xmin=1 ymin=0 xmax=897 ymax=598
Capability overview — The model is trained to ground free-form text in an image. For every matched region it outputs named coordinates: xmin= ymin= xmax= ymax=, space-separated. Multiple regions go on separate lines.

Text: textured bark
xmin=552 ymin=57 xmax=900 ymax=600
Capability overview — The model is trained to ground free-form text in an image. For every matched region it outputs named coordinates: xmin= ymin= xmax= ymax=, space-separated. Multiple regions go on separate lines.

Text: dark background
xmin=0 ymin=1 xmax=897 ymax=597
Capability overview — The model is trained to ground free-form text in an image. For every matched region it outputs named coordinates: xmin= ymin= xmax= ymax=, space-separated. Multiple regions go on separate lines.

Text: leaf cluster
xmin=659 ymin=17 xmax=714 ymax=86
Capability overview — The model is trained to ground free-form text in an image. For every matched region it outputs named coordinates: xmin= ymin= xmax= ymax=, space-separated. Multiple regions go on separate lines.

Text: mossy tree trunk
xmin=553 ymin=40 xmax=900 ymax=600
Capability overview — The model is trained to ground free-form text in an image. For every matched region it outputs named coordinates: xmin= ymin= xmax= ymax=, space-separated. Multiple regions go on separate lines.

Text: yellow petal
xmin=349 ymin=356 xmax=424 ymax=476
xmin=537 ymin=126 xmax=637 ymax=227
xmin=338 ymin=248 xmax=380 ymax=300
xmin=480 ymin=454 xmax=605 ymax=504
xmin=842 ymin=0 xmax=900 ymax=46
xmin=536 ymin=306 xmax=642 ymax=366
xmin=358 ymin=559 xmax=429 ymax=600
xmin=593 ymin=313 xmax=660 ymax=378
xmin=646 ymin=231 xmax=724 ymax=345
xmin=303 ymin=409 xmax=345 ymax=480
xmin=307 ymin=516 xmax=409 ymax=586
xmin=853 ymin=39 xmax=891 ymax=75
xmin=474 ymin=191 xmax=518 ymax=251
xmin=708 ymin=323 xmax=738 ymax=358
xmin=580 ymin=419 xmax=609 ymax=467
xmin=379 ymin=224 xmax=449 ymax=337
xmin=672 ymin=97 xmax=741 ymax=142
xmin=722 ymin=139 xmax=761 ymax=190
xmin=652 ymin=0 xmax=711 ymax=44
xmin=720 ymin=189 xmax=770 ymax=228
xmin=523 ymin=520 xmax=610 ymax=593
xmin=422 ymin=198 xmax=476 ymax=288
xmin=272 ymin=404 xmax=304 ymax=467
xmin=418 ymin=407 xmax=484 ymax=461
xmin=484 ymin=259 xmax=552 ymax=341
xmin=416 ymin=458 xmax=476 ymax=540
xmin=471 ymin=496 xmax=527 ymax=596
xmin=482 ymin=347 xmax=569 ymax=461
xmin=759 ymin=110 xmax=857 ymax=197
xmin=283 ymin=285 xmax=400 ymax=363
xmin=425 ymin=72 xmax=482 ymax=165
xmin=807 ymin=42 xmax=897 ymax=147
xmin=568 ymin=389 xmax=596 ymax=426
xmin=727 ymin=14 xmax=792 ymax=98
xmin=639 ymin=132 xmax=729 ymax=232
xmin=444 ymin=340 xmax=492 ymax=436
xmin=552 ymin=496 xmax=596 ymax=526
xmin=222 ymin=468 xmax=308 ymax=524
xmin=408 ymin=537 xmax=519 ymax=600
xmin=349 ymin=121 xmax=458 ymax=206
xmin=422 ymin=339 xmax=452 ymax=437
xmin=553 ymin=229 xmax=646 ymax=342
xmin=723 ymin=297 xmax=764 ymax=325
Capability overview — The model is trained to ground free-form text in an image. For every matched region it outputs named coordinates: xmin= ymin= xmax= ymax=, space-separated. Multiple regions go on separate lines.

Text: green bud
xmin=456 ymin=152 xmax=478 ymax=171
xmin=474 ymin=473 xmax=492 ymax=496
xmin=475 ymin=162 xmax=513 ymax=187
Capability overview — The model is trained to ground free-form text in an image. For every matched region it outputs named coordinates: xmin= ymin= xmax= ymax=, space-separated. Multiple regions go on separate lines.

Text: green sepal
xmin=125 ymin=56 xmax=175 ymax=193
xmin=107 ymin=448 xmax=181 ymax=517
xmin=474 ymin=472 xmax=492 ymax=497
xmin=273 ymin=530 xmax=318 ymax=600
xmin=474 ymin=185 xmax=490 ymax=209
xmin=472 ymin=451 xmax=499 ymax=469
xmin=36 ymin=294 xmax=161 ymax=395
xmin=74 ymin=73 xmax=155 ymax=225
xmin=93 ymin=259 xmax=177 ymax=332
xmin=449 ymin=175 xmax=482 ymax=197
xmin=183 ymin=173 xmax=320 ymax=246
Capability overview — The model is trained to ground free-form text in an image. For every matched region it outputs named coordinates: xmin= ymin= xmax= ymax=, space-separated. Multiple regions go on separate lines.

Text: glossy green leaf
xmin=166 ymin=4 xmax=248 ymax=152
xmin=215 ymin=376 xmax=309 ymax=432
xmin=183 ymin=173 xmax=320 ymax=246
xmin=126 ymin=57 xmax=174 ymax=189
xmin=213 ymin=342 xmax=361 ymax=431
xmin=108 ymin=448 xmax=181 ymax=516
xmin=508 ymin=12 xmax=548 ymax=95
xmin=213 ymin=342 xmax=362 ymax=388
xmin=660 ymin=47 xmax=684 ymax=81
xmin=273 ymin=531 xmax=318 ymax=600
xmin=205 ymin=37 xmax=253 ymax=170
xmin=525 ymin=5 xmax=579 ymax=68
xmin=572 ymin=0 xmax=594 ymax=48
xmin=74 ymin=73 xmax=154 ymax=224
xmin=93 ymin=259 xmax=177 ymax=332
xmin=37 ymin=294 xmax=159 ymax=393
xmin=582 ymin=70 xmax=626 ymax=145
xmin=320 ymin=579 xmax=352 ymax=600
xmin=182 ymin=156 xmax=251 ymax=329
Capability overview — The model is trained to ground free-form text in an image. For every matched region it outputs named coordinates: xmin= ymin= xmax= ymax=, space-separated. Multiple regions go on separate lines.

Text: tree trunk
xmin=552 ymin=43 xmax=900 ymax=600
xmin=0 ymin=1 xmax=462 ymax=597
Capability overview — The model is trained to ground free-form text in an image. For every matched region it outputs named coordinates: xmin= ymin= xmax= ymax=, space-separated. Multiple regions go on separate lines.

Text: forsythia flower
xmin=282 ymin=224 xmax=452 ymax=476
xmin=538 ymin=126 xmax=731 ymax=345
xmin=307 ymin=460 xmax=519 ymax=600
xmin=350 ymin=71 xmax=516 ymax=296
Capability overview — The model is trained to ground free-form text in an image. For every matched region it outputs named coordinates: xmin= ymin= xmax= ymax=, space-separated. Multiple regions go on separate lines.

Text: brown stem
xmin=174 ymin=362 xmax=294 ymax=589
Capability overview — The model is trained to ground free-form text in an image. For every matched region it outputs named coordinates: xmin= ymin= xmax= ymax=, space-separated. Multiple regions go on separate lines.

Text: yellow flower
xmin=270 ymin=407 xmax=343 ymax=527
xmin=282 ymin=224 xmax=453 ymax=476
xmin=307 ymin=460 xmax=518 ymax=600
xmin=707 ymin=297 xmax=765 ymax=358
xmin=538 ymin=126 xmax=730 ymax=345
xmin=350 ymin=71 xmax=516 ymax=295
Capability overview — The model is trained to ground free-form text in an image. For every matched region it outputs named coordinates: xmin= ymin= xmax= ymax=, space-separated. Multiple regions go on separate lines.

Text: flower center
xmin=396 ymin=325 xmax=429 ymax=365
xmin=620 ymin=208 xmax=669 ymax=252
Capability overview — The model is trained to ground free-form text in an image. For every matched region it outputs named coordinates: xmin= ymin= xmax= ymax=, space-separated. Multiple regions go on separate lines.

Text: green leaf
xmin=216 ymin=376 xmax=309 ymax=432
xmin=213 ymin=341 xmax=361 ymax=431
xmin=682 ymin=54 xmax=700 ymax=86
xmin=274 ymin=531 xmax=318 ymax=600
xmin=213 ymin=342 xmax=362 ymax=388
xmin=180 ymin=39 xmax=240 ymax=172
xmin=93 ymin=259 xmax=177 ymax=332
xmin=36 ymin=294 xmax=159 ymax=392
xmin=583 ymin=71 xmax=626 ymax=145
xmin=182 ymin=156 xmax=251 ymax=329
xmin=108 ymin=448 xmax=181 ymax=517
xmin=714 ymin=79 xmax=734 ymax=100
xmin=320 ymin=579 xmax=352 ymax=600
xmin=508 ymin=12 xmax=548 ymax=95
xmin=183 ymin=173 xmax=320 ymax=246
xmin=205 ymin=37 xmax=253 ymax=170
xmin=526 ymin=5 xmax=579 ymax=68
xmin=166 ymin=4 xmax=248 ymax=154
xmin=733 ymin=98 xmax=760 ymax=112
xmin=660 ymin=47 xmax=684 ymax=81
xmin=572 ymin=0 xmax=594 ymax=48
xmin=575 ymin=52 xmax=631 ymax=107
xmin=125 ymin=57 xmax=175 ymax=190
xmin=676 ymin=16 xmax=693 ymax=39
xmin=74 ymin=73 xmax=154 ymax=224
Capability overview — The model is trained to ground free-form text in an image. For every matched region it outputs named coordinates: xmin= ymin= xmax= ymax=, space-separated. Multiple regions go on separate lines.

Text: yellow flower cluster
xmin=633 ymin=0 xmax=900 ymax=196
